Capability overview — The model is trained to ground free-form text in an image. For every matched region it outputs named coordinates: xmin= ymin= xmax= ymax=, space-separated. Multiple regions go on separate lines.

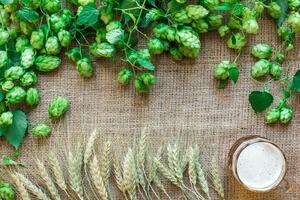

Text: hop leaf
xmin=249 ymin=91 xmax=274 ymax=113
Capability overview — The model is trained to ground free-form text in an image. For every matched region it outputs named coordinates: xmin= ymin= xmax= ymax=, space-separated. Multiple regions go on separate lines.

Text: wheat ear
xmin=155 ymin=158 xmax=179 ymax=187
xmin=11 ymin=173 xmax=31 ymax=200
xmin=188 ymin=146 xmax=197 ymax=185
xmin=68 ymin=148 xmax=84 ymax=200
xmin=167 ymin=143 xmax=183 ymax=183
xmin=211 ymin=157 xmax=225 ymax=199
xmin=195 ymin=154 xmax=210 ymax=199
xmin=16 ymin=173 xmax=51 ymax=200
xmin=122 ymin=148 xmax=138 ymax=199
xmin=36 ymin=159 xmax=61 ymax=200
xmin=90 ymin=155 xmax=109 ymax=200
xmin=84 ymin=129 xmax=98 ymax=165
xmin=113 ymin=155 xmax=124 ymax=192
xmin=136 ymin=129 xmax=148 ymax=188
xmin=48 ymin=151 xmax=67 ymax=191
xmin=100 ymin=141 xmax=111 ymax=184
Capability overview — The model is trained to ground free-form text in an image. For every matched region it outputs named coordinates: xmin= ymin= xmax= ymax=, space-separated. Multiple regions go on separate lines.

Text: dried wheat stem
xmin=155 ymin=158 xmax=179 ymax=187
xmin=11 ymin=173 xmax=31 ymax=200
xmin=211 ymin=157 xmax=225 ymax=199
xmin=48 ymin=151 xmax=67 ymax=191
xmin=68 ymin=150 xmax=84 ymax=200
xmin=36 ymin=159 xmax=61 ymax=200
xmin=84 ymin=129 xmax=99 ymax=165
xmin=100 ymin=141 xmax=111 ymax=184
xmin=16 ymin=173 xmax=51 ymax=200
xmin=90 ymin=156 xmax=109 ymax=200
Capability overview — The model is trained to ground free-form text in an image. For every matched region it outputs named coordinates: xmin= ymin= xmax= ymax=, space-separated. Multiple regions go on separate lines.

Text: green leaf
xmin=0 ymin=91 xmax=4 ymax=102
xmin=137 ymin=58 xmax=156 ymax=71
xmin=106 ymin=29 xmax=125 ymax=45
xmin=214 ymin=3 xmax=231 ymax=11
xmin=16 ymin=7 xmax=40 ymax=23
xmin=1 ymin=156 xmax=24 ymax=167
xmin=249 ymin=91 xmax=274 ymax=113
xmin=120 ymin=0 xmax=140 ymax=17
xmin=147 ymin=0 xmax=156 ymax=7
xmin=231 ymin=3 xmax=244 ymax=15
xmin=289 ymin=69 xmax=300 ymax=92
xmin=167 ymin=0 xmax=182 ymax=14
xmin=76 ymin=3 xmax=99 ymax=27
xmin=231 ymin=34 xmax=236 ymax=45
xmin=0 ymin=0 xmax=13 ymax=4
xmin=228 ymin=67 xmax=239 ymax=84
xmin=275 ymin=0 xmax=288 ymax=27
xmin=281 ymin=88 xmax=291 ymax=99
xmin=217 ymin=79 xmax=228 ymax=89
xmin=1 ymin=110 xmax=28 ymax=149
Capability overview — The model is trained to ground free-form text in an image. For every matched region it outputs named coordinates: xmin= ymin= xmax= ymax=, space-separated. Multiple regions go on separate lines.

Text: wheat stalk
xmin=100 ymin=141 xmax=111 ymax=184
xmin=90 ymin=155 xmax=109 ymax=200
xmin=122 ymin=148 xmax=138 ymax=199
xmin=11 ymin=173 xmax=31 ymax=200
xmin=188 ymin=146 xmax=197 ymax=186
xmin=113 ymin=155 xmax=124 ymax=192
xmin=16 ymin=173 xmax=51 ymax=200
xmin=68 ymin=147 xmax=84 ymax=200
xmin=48 ymin=151 xmax=67 ymax=191
xmin=136 ymin=129 xmax=148 ymax=189
xmin=36 ymin=159 xmax=61 ymax=200
xmin=211 ymin=157 xmax=224 ymax=199
xmin=84 ymin=129 xmax=99 ymax=165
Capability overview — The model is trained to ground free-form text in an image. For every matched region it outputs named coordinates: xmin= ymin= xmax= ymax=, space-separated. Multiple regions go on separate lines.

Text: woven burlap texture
xmin=1 ymin=17 xmax=299 ymax=200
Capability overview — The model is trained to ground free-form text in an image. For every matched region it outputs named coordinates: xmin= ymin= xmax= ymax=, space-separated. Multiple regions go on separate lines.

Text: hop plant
xmin=1 ymin=81 xmax=14 ymax=92
xmin=207 ymin=13 xmax=223 ymax=28
xmin=270 ymin=62 xmax=282 ymax=79
xmin=6 ymin=86 xmax=26 ymax=104
xmin=35 ymin=55 xmax=61 ymax=72
xmin=173 ymin=9 xmax=192 ymax=24
xmin=76 ymin=58 xmax=93 ymax=78
xmin=0 ymin=112 xmax=13 ymax=127
xmin=26 ymin=88 xmax=40 ymax=107
xmin=0 ymin=181 xmax=15 ymax=200
xmin=32 ymin=123 xmax=52 ymax=137
xmin=0 ymin=28 xmax=9 ymax=46
xmin=0 ymin=8 xmax=9 ymax=26
xmin=134 ymin=73 xmax=156 ymax=93
xmin=20 ymin=71 xmax=38 ymax=87
xmin=265 ymin=108 xmax=280 ymax=124
xmin=147 ymin=38 xmax=168 ymax=54
xmin=192 ymin=19 xmax=209 ymax=34
xmin=30 ymin=29 xmax=45 ymax=50
xmin=42 ymin=0 xmax=61 ymax=14
xmin=280 ymin=107 xmax=293 ymax=123
xmin=169 ymin=47 xmax=183 ymax=60
xmin=218 ymin=25 xmax=230 ymax=37
xmin=15 ymin=36 xmax=29 ymax=53
xmin=227 ymin=32 xmax=246 ymax=50
xmin=214 ymin=60 xmax=231 ymax=80
xmin=288 ymin=12 xmax=300 ymax=32
xmin=0 ymin=50 xmax=7 ymax=68
xmin=58 ymin=29 xmax=72 ymax=47
xmin=20 ymin=21 xmax=34 ymax=36
xmin=95 ymin=28 xmax=106 ymax=43
xmin=185 ymin=5 xmax=209 ymax=20
xmin=21 ymin=47 xmax=36 ymax=69
xmin=251 ymin=59 xmax=270 ymax=78
xmin=242 ymin=19 xmax=259 ymax=34
xmin=175 ymin=28 xmax=200 ymax=50
xmin=78 ymin=0 xmax=94 ymax=6
xmin=7 ymin=26 xmax=19 ymax=39
xmin=251 ymin=44 xmax=273 ymax=59
xmin=106 ymin=20 xmax=122 ymax=32
xmin=45 ymin=36 xmax=61 ymax=55
xmin=89 ymin=42 xmax=115 ymax=57
xmin=267 ymin=2 xmax=281 ymax=19
xmin=4 ymin=66 xmax=24 ymax=80
xmin=117 ymin=68 xmax=133 ymax=85
xmin=48 ymin=97 xmax=69 ymax=119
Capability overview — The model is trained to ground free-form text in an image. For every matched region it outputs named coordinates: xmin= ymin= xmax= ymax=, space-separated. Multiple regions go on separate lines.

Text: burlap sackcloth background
xmin=0 ymin=16 xmax=299 ymax=200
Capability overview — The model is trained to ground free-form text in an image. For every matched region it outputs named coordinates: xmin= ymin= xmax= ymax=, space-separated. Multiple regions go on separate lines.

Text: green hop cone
xmin=6 ymin=86 xmax=26 ymax=104
xmin=96 ymin=28 xmax=106 ymax=43
xmin=228 ymin=16 xmax=242 ymax=29
xmin=289 ymin=0 xmax=300 ymax=9
xmin=20 ymin=71 xmax=38 ymax=87
xmin=76 ymin=58 xmax=93 ymax=78
xmin=48 ymin=97 xmax=69 ymax=119
xmin=267 ymin=2 xmax=281 ymax=19
xmin=117 ymin=68 xmax=133 ymax=85
xmin=270 ymin=62 xmax=282 ymax=79
xmin=30 ymin=29 xmax=45 ymax=50
xmin=65 ymin=48 xmax=81 ymax=62
xmin=49 ymin=14 xmax=65 ymax=32
xmin=277 ymin=27 xmax=292 ymax=40
xmin=1 ymin=81 xmax=14 ymax=92
xmin=288 ymin=12 xmax=300 ymax=32
xmin=185 ymin=5 xmax=209 ymax=20
xmin=32 ymin=123 xmax=52 ymax=137
xmin=0 ymin=50 xmax=7 ymax=68
xmin=242 ymin=19 xmax=259 ymax=34
xmin=0 ymin=28 xmax=9 ymax=46
xmin=275 ymin=53 xmax=285 ymax=63
xmin=45 ymin=36 xmax=61 ymax=55
xmin=35 ymin=55 xmax=61 ymax=72
xmin=26 ymin=88 xmax=40 ymax=107
xmin=134 ymin=73 xmax=156 ymax=93
xmin=173 ymin=9 xmax=192 ymax=24
xmin=265 ymin=108 xmax=280 ymax=124
xmin=7 ymin=26 xmax=19 ymax=39
xmin=147 ymin=38 xmax=168 ymax=54
xmin=90 ymin=42 xmax=115 ymax=57
xmin=169 ymin=47 xmax=183 ymax=61
xmin=218 ymin=25 xmax=230 ymax=37
xmin=202 ymin=0 xmax=219 ymax=9
xmin=0 ymin=181 xmax=15 ymax=200
xmin=0 ymin=8 xmax=9 ymax=26
xmin=144 ymin=8 xmax=164 ymax=26
xmin=138 ymin=49 xmax=151 ymax=60
xmin=254 ymin=1 xmax=264 ymax=16
xmin=153 ymin=23 xmax=169 ymax=39
xmin=214 ymin=60 xmax=231 ymax=80
xmin=0 ymin=112 xmax=13 ymax=127
xmin=251 ymin=43 xmax=273 ymax=59
xmin=21 ymin=47 xmax=36 ymax=69
xmin=61 ymin=8 xmax=73 ymax=26
xmin=251 ymin=59 xmax=271 ymax=78
xmin=4 ymin=66 xmax=24 ymax=80
xmin=58 ymin=29 xmax=72 ymax=47
xmin=20 ymin=21 xmax=34 ymax=36
xmin=42 ymin=0 xmax=61 ymax=14
xmin=227 ymin=32 xmax=246 ymax=50
xmin=192 ymin=19 xmax=209 ymax=34
xmin=175 ymin=28 xmax=200 ymax=49
xmin=280 ymin=107 xmax=293 ymax=123
xmin=106 ymin=21 xmax=122 ymax=32
xmin=16 ymin=37 xmax=29 ymax=53
xmin=78 ymin=0 xmax=94 ymax=6
xmin=178 ymin=45 xmax=200 ymax=58
xmin=207 ymin=13 xmax=223 ymax=28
